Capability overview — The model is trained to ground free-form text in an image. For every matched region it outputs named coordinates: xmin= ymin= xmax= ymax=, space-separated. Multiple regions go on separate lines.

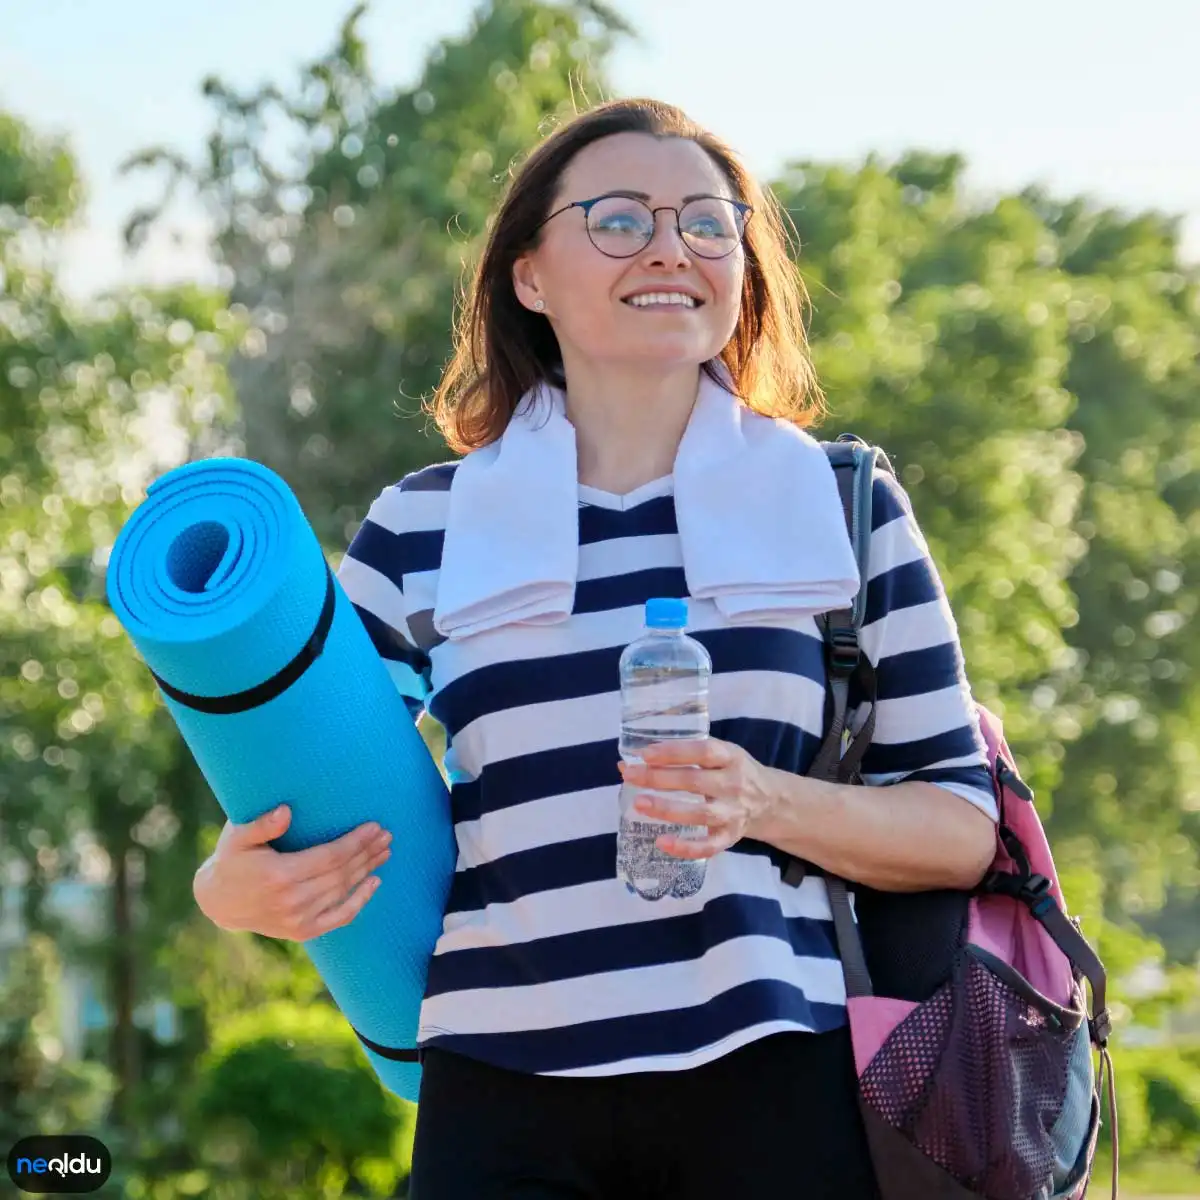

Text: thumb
xmin=233 ymin=803 xmax=291 ymax=847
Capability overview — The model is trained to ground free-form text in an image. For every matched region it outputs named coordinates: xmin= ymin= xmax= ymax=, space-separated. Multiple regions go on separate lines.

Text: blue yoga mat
xmin=105 ymin=456 xmax=456 ymax=1103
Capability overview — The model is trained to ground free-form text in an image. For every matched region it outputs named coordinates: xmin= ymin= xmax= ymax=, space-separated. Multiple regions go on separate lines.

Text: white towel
xmin=433 ymin=370 xmax=860 ymax=639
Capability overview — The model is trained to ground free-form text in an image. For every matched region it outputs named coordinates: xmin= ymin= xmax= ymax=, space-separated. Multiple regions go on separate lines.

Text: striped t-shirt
xmin=334 ymin=458 xmax=997 ymax=1077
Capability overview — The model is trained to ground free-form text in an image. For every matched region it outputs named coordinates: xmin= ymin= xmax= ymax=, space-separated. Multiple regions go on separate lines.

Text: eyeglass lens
xmin=585 ymin=196 xmax=745 ymax=258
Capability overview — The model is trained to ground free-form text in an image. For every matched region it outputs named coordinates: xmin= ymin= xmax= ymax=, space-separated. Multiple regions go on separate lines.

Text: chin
xmin=601 ymin=336 xmax=721 ymax=368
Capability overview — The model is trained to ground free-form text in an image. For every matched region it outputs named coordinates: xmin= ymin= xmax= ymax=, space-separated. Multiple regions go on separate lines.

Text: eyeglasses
xmin=535 ymin=192 xmax=753 ymax=260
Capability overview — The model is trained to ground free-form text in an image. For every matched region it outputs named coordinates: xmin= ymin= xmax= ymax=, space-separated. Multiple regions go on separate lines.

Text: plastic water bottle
xmin=617 ymin=597 xmax=713 ymax=901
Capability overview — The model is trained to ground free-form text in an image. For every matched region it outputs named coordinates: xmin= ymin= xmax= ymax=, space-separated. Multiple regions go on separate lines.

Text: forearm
xmin=755 ymin=769 xmax=997 ymax=892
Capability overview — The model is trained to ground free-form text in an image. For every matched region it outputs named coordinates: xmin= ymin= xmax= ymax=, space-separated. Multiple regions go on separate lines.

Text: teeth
xmin=626 ymin=292 xmax=697 ymax=308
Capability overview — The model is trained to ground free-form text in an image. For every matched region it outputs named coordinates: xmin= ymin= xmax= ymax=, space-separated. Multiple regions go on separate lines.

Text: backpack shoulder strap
xmin=818 ymin=434 xmax=892 ymax=632
xmin=780 ymin=433 xmax=891 ymax=888
xmin=812 ymin=435 xmax=892 ymax=778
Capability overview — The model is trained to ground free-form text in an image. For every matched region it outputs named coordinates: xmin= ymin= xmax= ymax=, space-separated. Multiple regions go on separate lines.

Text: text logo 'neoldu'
xmin=7 ymin=1136 xmax=112 ymax=1194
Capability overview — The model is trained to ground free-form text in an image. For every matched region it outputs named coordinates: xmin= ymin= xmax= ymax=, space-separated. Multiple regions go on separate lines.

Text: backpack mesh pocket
xmin=858 ymin=948 xmax=1081 ymax=1200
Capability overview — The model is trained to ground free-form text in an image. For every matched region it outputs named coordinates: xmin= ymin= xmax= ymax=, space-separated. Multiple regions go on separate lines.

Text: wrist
xmin=751 ymin=768 xmax=853 ymax=862
xmin=749 ymin=766 xmax=801 ymax=846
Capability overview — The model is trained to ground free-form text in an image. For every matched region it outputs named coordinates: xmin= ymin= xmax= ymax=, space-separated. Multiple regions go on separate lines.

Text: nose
xmin=640 ymin=210 xmax=692 ymax=268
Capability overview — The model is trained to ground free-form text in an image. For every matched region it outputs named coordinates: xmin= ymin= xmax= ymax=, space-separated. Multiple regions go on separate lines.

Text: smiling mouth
xmin=622 ymin=293 xmax=704 ymax=310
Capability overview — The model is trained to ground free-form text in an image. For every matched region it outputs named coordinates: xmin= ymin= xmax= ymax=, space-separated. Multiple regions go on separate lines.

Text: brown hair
xmin=429 ymin=98 xmax=825 ymax=454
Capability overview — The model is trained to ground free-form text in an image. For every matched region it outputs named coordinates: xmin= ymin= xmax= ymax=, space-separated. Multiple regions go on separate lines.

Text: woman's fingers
xmin=293 ymin=840 xmax=391 ymax=923
xmin=620 ymin=762 xmax=732 ymax=797
xmin=289 ymin=821 xmax=393 ymax=884
xmin=633 ymin=792 xmax=729 ymax=826
xmin=630 ymin=786 xmax=745 ymax=860
xmin=303 ymin=874 xmax=384 ymax=940
xmin=638 ymin=738 xmax=735 ymax=768
xmin=657 ymin=826 xmax=741 ymax=859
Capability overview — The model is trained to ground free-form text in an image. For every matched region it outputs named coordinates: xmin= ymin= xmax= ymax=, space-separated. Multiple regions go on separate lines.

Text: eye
xmin=595 ymin=213 xmax=642 ymax=232
xmin=682 ymin=214 xmax=726 ymax=239
xmin=587 ymin=196 xmax=654 ymax=239
xmin=680 ymin=200 xmax=740 ymax=240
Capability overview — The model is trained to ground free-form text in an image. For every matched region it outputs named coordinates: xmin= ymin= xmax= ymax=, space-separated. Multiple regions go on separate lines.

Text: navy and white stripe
xmin=334 ymin=459 xmax=996 ymax=1077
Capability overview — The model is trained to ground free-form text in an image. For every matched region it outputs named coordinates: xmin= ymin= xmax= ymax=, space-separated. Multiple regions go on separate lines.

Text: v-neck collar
xmin=577 ymin=475 xmax=674 ymax=512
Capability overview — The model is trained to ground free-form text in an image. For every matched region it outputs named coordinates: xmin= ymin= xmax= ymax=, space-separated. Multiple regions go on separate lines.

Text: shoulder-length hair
xmin=429 ymin=97 xmax=825 ymax=454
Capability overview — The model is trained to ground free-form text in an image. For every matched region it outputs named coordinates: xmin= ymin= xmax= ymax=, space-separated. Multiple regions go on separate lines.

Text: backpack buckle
xmin=827 ymin=627 xmax=860 ymax=675
xmin=1018 ymin=873 xmax=1055 ymax=916
xmin=995 ymin=757 xmax=1035 ymax=802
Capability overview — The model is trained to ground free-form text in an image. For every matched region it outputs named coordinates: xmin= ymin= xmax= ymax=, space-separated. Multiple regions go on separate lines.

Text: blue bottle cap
xmin=645 ymin=597 xmax=688 ymax=629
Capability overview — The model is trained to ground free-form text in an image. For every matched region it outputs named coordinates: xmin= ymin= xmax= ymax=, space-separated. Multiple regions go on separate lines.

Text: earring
xmin=533 ymin=299 xmax=545 ymax=312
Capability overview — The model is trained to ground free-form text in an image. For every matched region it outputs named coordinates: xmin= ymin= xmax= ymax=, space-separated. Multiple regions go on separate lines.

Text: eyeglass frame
xmin=532 ymin=191 xmax=755 ymax=260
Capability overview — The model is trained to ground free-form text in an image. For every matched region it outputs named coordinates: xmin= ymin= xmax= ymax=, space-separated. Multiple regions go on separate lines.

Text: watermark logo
xmin=7 ymin=1136 xmax=112 ymax=1194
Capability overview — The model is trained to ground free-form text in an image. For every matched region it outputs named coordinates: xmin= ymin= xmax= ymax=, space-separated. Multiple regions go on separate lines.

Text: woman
xmin=193 ymin=98 xmax=999 ymax=1199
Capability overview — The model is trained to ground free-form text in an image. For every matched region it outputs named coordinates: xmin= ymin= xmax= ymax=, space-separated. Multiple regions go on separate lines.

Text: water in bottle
xmin=616 ymin=597 xmax=713 ymax=901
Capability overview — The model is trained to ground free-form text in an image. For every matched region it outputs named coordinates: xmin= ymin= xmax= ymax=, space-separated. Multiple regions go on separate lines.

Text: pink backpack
xmin=790 ymin=435 xmax=1118 ymax=1200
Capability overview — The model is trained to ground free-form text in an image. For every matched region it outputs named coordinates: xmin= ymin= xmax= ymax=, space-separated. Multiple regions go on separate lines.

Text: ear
xmin=511 ymin=253 xmax=546 ymax=315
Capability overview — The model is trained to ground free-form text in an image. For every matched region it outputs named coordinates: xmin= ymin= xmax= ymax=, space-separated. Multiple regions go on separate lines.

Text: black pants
xmin=408 ymin=1027 xmax=881 ymax=1199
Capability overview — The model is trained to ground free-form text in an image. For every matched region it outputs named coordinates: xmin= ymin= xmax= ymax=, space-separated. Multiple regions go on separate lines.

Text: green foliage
xmin=776 ymin=152 xmax=1200 ymax=915
xmin=123 ymin=0 xmax=627 ymax=547
xmin=1 ymin=87 xmax=249 ymax=1143
xmin=0 ymin=934 xmax=116 ymax=1143
xmin=1 ymin=278 xmax=244 ymax=930
xmin=1103 ymin=1042 xmax=1200 ymax=1163
xmin=0 ymin=110 xmax=82 ymax=225
xmin=185 ymin=1001 xmax=415 ymax=1198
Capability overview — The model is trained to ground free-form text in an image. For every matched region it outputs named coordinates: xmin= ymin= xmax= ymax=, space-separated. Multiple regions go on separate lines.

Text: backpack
xmin=790 ymin=433 xmax=1119 ymax=1200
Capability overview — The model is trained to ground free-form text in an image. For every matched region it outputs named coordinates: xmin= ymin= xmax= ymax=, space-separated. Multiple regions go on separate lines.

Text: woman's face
xmin=512 ymin=132 xmax=746 ymax=374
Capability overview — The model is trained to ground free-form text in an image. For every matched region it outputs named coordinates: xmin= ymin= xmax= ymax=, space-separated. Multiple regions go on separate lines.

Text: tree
xmin=124 ymin=0 xmax=632 ymax=547
xmin=0 ymin=934 xmax=115 ymax=1145
xmin=775 ymin=152 xmax=1200 ymax=922
xmin=183 ymin=1002 xmax=415 ymax=1198
xmin=1 ymin=106 xmax=244 ymax=1135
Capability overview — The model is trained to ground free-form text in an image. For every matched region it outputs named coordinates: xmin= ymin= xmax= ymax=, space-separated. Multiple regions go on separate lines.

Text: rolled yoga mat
xmin=105 ymin=456 xmax=456 ymax=1103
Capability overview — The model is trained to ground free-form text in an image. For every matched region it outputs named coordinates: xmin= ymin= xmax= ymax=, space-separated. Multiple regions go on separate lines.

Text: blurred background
xmin=2 ymin=0 xmax=1198 ymax=1195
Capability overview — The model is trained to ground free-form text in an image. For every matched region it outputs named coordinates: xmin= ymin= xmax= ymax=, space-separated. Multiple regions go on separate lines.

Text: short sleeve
xmin=336 ymin=482 xmax=434 ymax=722
xmin=847 ymin=471 xmax=998 ymax=821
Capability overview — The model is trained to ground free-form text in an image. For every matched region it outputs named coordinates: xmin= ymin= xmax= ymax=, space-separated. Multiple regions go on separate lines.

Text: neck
xmin=559 ymin=361 xmax=702 ymax=495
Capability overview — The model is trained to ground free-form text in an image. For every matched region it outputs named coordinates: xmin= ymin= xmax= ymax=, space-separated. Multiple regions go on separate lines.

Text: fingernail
xmin=380 ymin=831 xmax=393 ymax=844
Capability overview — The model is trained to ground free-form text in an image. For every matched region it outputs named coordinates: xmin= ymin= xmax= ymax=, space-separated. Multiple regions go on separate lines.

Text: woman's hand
xmin=193 ymin=805 xmax=393 ymax=941
xmin=618 ymin=738 xmax=780 ymax=860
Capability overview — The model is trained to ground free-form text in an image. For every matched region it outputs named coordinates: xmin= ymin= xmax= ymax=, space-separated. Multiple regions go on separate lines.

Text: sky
xmin=2 ymin=0 xmax=1198 ymax=300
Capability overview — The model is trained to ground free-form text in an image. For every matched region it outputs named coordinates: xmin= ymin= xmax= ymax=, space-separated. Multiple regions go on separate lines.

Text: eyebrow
xmin=601 ymin=189 xmax=728 ymax=204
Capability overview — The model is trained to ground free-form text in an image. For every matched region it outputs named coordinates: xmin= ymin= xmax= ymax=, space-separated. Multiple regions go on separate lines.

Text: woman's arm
xmin=622 ymin=740 xmax=997 ymax=893
xmin=754 ymin=771 xmax=997 ymax=892
xmin=624 ymin=467 xmax=1001 ymax=893
xmin=765 ymin=465 xmax=999 ymax=891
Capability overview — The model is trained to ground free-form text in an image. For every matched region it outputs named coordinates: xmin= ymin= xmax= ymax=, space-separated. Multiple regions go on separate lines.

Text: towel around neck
xmin=431 ymin=368 xmax=860 ymax=640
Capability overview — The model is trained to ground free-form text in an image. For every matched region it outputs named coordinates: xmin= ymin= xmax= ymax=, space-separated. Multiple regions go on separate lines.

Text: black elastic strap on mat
xmin=149 ymin=564 xmax=337 ymax=714
xmin=352 ymin=1027 xmax=422 ymax=1063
